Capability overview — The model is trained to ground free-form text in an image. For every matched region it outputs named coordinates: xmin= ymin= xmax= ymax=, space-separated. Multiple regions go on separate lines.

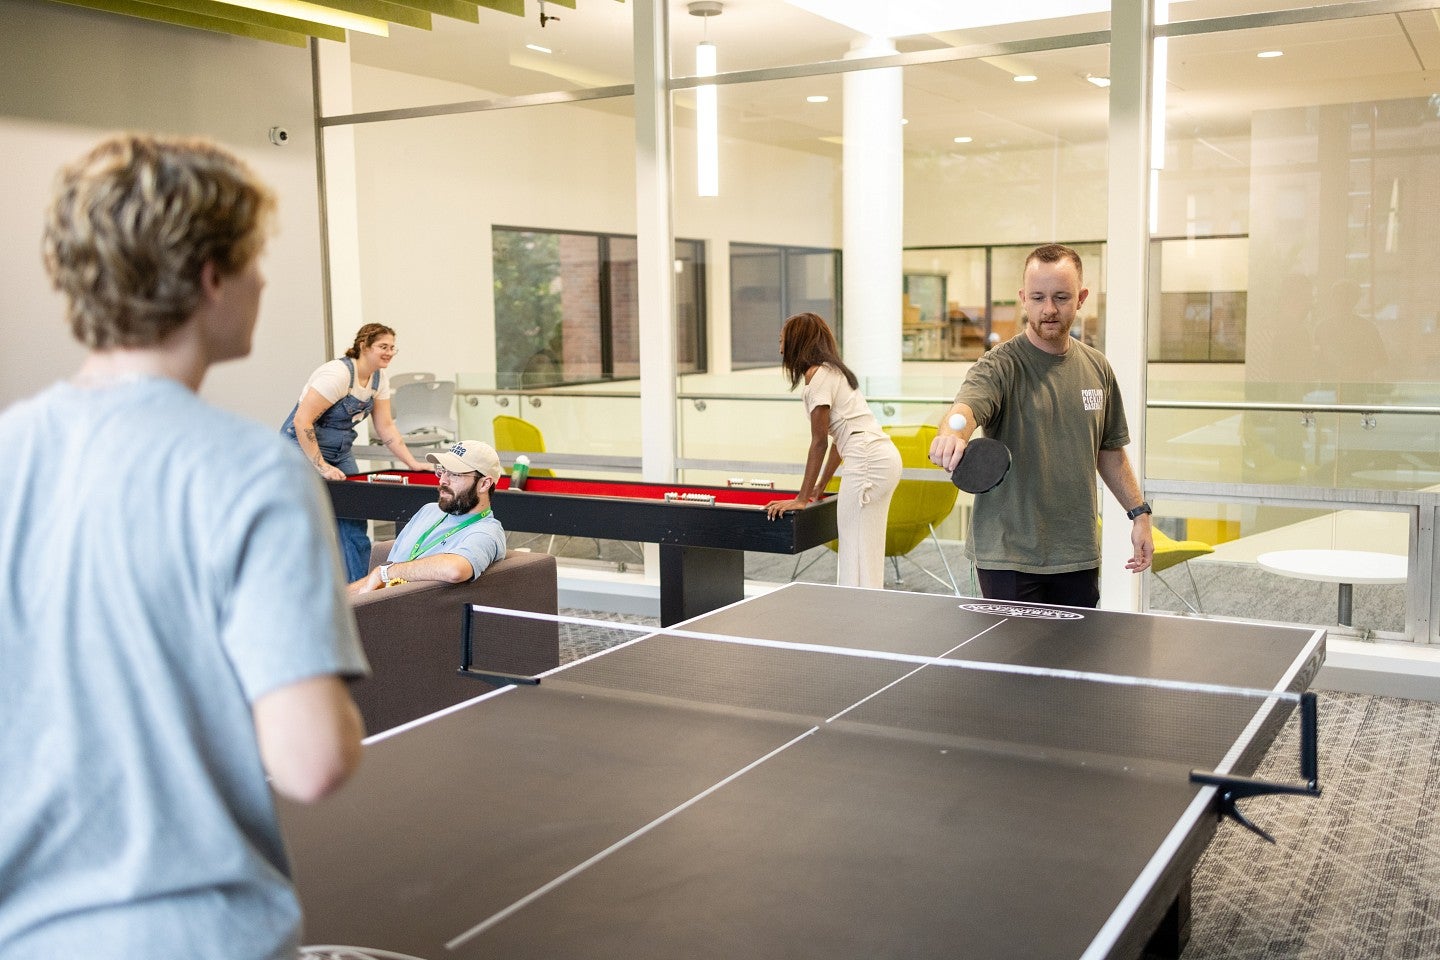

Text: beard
xmin=439 ymin=481 xmax=481 ymax=516
xmin=1026 ymin=311 xmax=1071 ymax=345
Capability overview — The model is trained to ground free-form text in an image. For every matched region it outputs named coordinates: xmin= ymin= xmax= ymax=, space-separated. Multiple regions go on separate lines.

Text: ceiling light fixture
xmin=953 ymin=136 xmax=973 ymax=144
xmin=525 ymin=43 xmax=552 ymax=54
xmin=1257 ymin=50 xmax=1284 ymax=58
xmin=1014 ymin=75 xmax=1038 ymax=83
xmin=807 ymin=95 xmax=829 ymax=103
xmin=690 ymin=1 xmax=722 ymax=197
xmin=1085 ymin=74 xmax=1111 ymax=88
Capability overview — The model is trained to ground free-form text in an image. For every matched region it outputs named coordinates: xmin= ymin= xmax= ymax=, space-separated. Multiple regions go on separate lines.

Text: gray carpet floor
xmin=1188 ymin=691 xmax=1440 ymax=959
xmin=553 ymin=587 xmax=1440 ymax=959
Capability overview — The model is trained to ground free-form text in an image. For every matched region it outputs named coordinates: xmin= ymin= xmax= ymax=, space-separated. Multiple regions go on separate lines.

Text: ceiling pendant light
xmin=690 ymin=1 xmax=723 ymax=197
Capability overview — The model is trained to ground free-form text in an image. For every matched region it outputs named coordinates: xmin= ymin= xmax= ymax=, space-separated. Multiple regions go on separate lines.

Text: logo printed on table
xmin=959 ymin=602 xmax=1085 ymax=621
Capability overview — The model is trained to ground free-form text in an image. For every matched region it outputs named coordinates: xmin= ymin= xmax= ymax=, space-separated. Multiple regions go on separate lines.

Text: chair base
xmin=790 ymin=525 xmax=960 ymax=596
xmin=1153 ymin=563 xmax=1206 ymax=615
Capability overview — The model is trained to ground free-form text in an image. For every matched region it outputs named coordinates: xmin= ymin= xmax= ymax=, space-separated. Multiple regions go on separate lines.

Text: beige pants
xmin=835 ymin=436 xmax=903 ymax=588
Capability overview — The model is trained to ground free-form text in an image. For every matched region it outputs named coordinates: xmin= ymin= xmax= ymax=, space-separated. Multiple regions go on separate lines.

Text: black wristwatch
xmin=1125 ymin=500 xmax=1153 ymax=521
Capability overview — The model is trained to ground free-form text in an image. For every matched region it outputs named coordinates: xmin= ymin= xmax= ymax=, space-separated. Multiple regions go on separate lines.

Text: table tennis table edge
xmin=352 ymin=591 xmax=1327 ymax=960
xmin=1078 ymin=624 xmax=1327 ymax=960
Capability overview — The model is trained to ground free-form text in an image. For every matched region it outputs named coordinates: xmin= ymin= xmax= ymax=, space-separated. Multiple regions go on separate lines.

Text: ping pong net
xmin=461 ymin=606 xmax=1321 ymax=842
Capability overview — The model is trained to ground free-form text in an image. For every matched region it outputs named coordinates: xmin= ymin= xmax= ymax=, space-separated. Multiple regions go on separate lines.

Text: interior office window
xmin=673 ymin=239 xmax=706 ymax=374
xmin=1151 ymin=236 xmax=1249 ymax=362
xmin=730 ymin=243 xmax=841 ymax=369
xmin=493 ymin=227 xmax=706 ymax=387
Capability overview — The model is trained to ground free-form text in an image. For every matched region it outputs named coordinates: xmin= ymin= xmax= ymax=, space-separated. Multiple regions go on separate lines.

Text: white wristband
xmin=378 ymin=564 xmax=391 ymax=581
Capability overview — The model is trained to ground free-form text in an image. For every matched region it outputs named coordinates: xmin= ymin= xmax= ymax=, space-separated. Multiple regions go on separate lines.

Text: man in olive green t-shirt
xmin=928 ymin=243 xmax=1153 ymax=607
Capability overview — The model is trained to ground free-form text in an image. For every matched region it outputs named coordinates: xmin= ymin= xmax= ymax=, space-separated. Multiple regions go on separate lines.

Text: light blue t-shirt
xmin=0 ymin=377 xmax=370 ymax=960
xmin=387 ymin=503 xmax=506 ymax=579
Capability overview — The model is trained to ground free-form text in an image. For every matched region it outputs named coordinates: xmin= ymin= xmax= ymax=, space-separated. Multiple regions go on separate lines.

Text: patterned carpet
xmin=556 ymin=612 xmax=1440 ymax=959
xmin=1187 ymin=691 xmax=1440 ymax=959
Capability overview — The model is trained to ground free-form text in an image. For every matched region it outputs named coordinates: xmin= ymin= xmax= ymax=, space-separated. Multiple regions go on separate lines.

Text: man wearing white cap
xmin=349 ymin=440 xmax=507 ymax=593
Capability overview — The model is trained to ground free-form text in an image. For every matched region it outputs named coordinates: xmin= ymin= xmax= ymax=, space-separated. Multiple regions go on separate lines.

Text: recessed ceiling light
xmin=953 ymin=136 xmax=973 ymax=143
xmin=1014 ymin=75 xmax=1038 ymax=83
xmin=807 ymin=95 xmax=829 ymax=103
xmin=1257 ymin=50 xmax=1283 ymax=58
xmin=525 ymin=43 xmax=552 ymax=54
xmin=1085 ymin=74 xmax=1111 ymax=88
xmin=900 ymin=118 xmax=909 ymax=125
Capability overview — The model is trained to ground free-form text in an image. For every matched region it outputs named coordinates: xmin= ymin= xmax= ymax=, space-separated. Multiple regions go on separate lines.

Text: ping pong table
xmin=279 ymin=584 xmax=1325 ymax=960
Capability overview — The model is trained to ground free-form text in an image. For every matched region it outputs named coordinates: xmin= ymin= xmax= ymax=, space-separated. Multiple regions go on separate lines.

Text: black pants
xmin=975 ymin=567 xmax=1100 ymax=609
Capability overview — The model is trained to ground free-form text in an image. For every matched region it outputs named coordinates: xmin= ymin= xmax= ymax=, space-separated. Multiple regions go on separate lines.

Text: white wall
xmin=0 ymin=0 xmax=326 ymax=428
xmin=904 ymin=140 xmax=1110 ymax=248
xmin=346 ymin=62 xmax=843 ymax=388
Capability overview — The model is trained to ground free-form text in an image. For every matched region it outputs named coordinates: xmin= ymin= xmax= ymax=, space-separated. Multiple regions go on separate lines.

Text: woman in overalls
xmin=281 ymin=323 xmax=430 ymax=580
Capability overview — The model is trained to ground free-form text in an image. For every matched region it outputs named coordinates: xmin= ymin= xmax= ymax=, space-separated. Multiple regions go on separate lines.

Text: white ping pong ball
xmin=948 ymin=414 xmax=967 ymax=432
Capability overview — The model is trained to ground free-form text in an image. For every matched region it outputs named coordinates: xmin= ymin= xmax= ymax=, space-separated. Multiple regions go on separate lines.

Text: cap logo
xmin=450 ymin=443 xmax=467 ymax=457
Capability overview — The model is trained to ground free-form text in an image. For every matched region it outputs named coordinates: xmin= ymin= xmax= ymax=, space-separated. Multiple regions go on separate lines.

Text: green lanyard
xmin=408 ymin=509 xmax=492 ymax=562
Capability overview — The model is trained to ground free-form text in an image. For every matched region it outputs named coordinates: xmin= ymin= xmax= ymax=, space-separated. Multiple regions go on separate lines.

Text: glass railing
xmin=433 ymin=370 xmax=1438 ymax=642
xmin=1148 ymin=400 xmax=1440 ymax=492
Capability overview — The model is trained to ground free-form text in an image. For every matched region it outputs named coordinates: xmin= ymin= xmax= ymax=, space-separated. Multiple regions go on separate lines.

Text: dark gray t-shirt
xmin=956 ymin=333 xmax=1130 ymax=573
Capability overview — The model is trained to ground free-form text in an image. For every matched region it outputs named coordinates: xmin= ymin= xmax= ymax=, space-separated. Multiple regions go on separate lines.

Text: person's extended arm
xmin=348 ymin=551 xmax=475 ymax=594
xmin=1097 ymin=447 xmax=1153 ymax=573
xmin=253 ymin=674 xmax=364 ymax=804
xmin=369 ymin=397 xmax=428 ymax=471
xmin=291 ymin=388 xmax=346 ymax=480
xmin=766 ymin=404 xmax=831 ymax=518
xmin=929 ymin=401 xmax=978 ymax=472
xmin=813 ymin=441 xmax=844 ymax=498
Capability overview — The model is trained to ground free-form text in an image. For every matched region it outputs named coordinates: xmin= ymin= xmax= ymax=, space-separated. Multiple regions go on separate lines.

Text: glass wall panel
xmin=330 ymin=95 xmax=640 ymax=462
xmin=903 ymin=247 xmax=990 ymax=360
xmin=1150 ymin=237 xmax=1247 ymax=361
xmin=339 ymin=2 xmax=634 ymax=115
xmin=728 ymin=245 xmax=785 ymax=368
xmin=489 ymin=229 xmax=705 ymax=387
xmin=905 ymin=241 xmax=1109 ymax=358
xmin=728 ymin=244 xmax=841 ymax=368
xmin=1149 ymin=11 xmax=1440 ymax=501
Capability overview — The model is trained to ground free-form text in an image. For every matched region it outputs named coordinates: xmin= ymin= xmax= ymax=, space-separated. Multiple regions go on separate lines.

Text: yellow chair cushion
xmin=1150 ymin=527 xmax=1215 ymax=574
xmin=824 ymin=424 xmax=958 ymax=558
xmin=492 ymin=415 xmax=556 ymax=479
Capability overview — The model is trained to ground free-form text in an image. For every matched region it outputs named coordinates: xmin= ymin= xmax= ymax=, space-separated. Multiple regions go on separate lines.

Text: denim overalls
xmin=281 ymin=357 xmax=378 ymax=581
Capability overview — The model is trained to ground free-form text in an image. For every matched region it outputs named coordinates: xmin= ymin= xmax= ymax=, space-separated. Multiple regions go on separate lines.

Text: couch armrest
xmin=348 ymin=550 xmax=559 ymax=733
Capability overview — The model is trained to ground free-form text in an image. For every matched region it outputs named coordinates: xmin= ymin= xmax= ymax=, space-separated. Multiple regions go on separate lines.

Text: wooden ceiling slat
xmin=320 ymin=0 xmax=431 ymax=31
xmin=153 ymin=0 xmax=346 ymax=40
xmin=474 ymin=0 xmax=522 ymax=16
xmin=50 ymin=0 xmax=310 ymax=43
xmin=393 ymin=0 xmax=478 ymax=24
xmin=45 ymin=0 xmax=621 ymax=46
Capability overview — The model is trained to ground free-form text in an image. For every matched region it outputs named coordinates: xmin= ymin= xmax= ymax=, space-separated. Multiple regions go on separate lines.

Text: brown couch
xmin=347 ymin=540 xmax=559 ymax=733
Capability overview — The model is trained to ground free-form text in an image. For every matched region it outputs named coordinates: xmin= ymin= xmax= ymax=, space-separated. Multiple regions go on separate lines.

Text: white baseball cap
xmin=426 ymin=440 xmax=502 ymax=481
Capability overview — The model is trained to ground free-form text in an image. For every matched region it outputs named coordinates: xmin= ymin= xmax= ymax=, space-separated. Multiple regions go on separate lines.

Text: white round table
xmin=1256 ymin=549 xmax=1408 ymax=626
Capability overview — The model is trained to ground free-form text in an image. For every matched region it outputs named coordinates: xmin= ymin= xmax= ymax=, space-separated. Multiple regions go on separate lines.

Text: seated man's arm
xmin=253 ymin=674 xmax=365 ymax=804
xmin=349 ymin=552 xmax=474 ymax=593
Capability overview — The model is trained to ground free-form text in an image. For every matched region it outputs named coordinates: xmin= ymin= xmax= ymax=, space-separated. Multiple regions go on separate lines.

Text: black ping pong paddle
xmin=950 ymin=436 xmax=1012 ymax=494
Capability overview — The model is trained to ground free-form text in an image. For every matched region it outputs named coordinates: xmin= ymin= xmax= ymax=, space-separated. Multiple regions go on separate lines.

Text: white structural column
xmin=312 ymin=39 xmax=364 ymax=359
xmin=1100 ymin=0 xmax=1153 ymax=611
xmin=634 ymin=0 xmax=677 ymax=483
xmin=841 ymin=38 xmax=903 ymax=396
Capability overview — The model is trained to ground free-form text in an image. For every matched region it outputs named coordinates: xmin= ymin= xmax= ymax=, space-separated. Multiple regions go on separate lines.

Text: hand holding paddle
xmin=941 ymin=414 xmax=1012 ymax=495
